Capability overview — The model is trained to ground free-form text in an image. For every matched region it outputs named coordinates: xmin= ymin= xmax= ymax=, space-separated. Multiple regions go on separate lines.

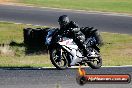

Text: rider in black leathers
xmin=57 ymin=15 xmax=88 ymax=57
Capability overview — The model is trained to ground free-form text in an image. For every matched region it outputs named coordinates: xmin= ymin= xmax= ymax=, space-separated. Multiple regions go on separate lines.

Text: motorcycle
xmin=45 ymin=28 xmax=102 ymax=70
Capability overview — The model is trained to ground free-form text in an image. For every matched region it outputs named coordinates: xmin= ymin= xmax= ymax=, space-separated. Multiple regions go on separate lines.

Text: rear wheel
xmin=87 ymin=48 xmax=102 ymax=69
xmin=88 ymin=56 xmax=102 ymax=69
xmin=50 ymin=48 xmax=68 ymax=70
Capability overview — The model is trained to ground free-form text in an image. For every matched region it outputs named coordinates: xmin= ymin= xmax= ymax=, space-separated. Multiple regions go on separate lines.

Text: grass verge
xmin=12 ymin=0 xmax=132 ymax=14
xmin=0 ymin=22 xmax=53 ymax=67
xmin=0 ymin=22 xmax=132 ymax=67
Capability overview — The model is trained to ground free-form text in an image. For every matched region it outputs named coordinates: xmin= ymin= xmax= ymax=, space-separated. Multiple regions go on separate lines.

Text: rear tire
xmin=50 ymin=48 xmax=68 ymax=70
xmin=88 ymin=56 xmax=102 ymax=69
xmin=87 ymin=48 xmax=102 ymax=69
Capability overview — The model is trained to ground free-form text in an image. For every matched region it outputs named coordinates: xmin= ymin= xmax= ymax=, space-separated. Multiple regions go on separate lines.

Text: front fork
xmin=56 ymin=46 xmax=62 ymax=62
xmin=49 ymin=44 xmax=62 ymax=62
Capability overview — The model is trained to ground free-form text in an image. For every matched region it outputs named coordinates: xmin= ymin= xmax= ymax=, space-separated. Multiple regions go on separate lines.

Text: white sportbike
xmin=45 ymin=28 xmax=102 ymax=70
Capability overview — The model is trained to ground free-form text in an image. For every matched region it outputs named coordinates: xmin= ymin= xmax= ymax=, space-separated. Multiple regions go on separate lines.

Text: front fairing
xmin=45 ymin=29 xmax=57 ymax=45
xmin=58 ymin=37 xmax=78 ymax=49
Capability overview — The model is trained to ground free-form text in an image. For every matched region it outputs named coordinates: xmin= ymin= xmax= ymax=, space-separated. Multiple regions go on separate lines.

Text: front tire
xmin=49 ymin=48 xmax=68 ymax=70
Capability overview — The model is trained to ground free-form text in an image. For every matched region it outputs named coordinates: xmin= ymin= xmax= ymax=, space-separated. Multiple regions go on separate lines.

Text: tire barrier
xmin=24 ymin=28 xmax=50 ymax=46
xmin=23 ymin=28 xmax=50 ymax=54
xmin=23 ymin=27 xmax=103 ymax=54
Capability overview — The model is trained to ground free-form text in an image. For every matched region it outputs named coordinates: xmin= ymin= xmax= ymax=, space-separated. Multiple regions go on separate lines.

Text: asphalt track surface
xmin=0 ymin=4 xmax=132 ymax=34
xmin=0 ymin=67 xmax=132 ymax=88
xmin=0 ymin=4 xmax=132 ymax=88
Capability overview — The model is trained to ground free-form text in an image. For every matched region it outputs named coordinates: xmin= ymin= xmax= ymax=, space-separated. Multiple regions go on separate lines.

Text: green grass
xmin=0 ymin=22 xmax=132 ymax=67
xmin=101 ymin=33 xmax=132 ymax=66
xmin=0 ymin=55 xmax=52 ymax=67
xmin=14 ymin=0 xmax=132 ymax=14
xmin=0 ymin=22 xmax=53 ymax=67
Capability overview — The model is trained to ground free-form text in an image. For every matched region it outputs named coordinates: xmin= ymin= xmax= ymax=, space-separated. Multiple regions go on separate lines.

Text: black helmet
xmin=58 ymin=15 xmax=70 ymax=26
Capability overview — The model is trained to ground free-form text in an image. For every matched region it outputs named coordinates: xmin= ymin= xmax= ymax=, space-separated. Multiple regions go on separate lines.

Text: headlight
xmin=45 ymin=37 xmax=52 ymax=45
xmin=48 ymin=37 xmax=52 ymax=41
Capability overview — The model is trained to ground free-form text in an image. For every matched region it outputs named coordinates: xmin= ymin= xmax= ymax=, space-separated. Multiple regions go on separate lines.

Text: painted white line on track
xmin=102 ymin=65 xmax=132 ymax=67
xmin=0 ymin=21 xmax=46 ymax=27
xmin=41 ymin=65 xmax=132 ymax=69
xmin=0 ymin=21 xmax=23 ymax=24
xmin=0 ymin=21 xmax=10 ymax=23
xmin=0 ymin=20 xmax=131 ymax=35
xmin=34 ymin=25 xmax=41 ymax=26
xmin=26 ymin=24 xmax=33 ymax=26
xmin=14 ymin=23 xmax=22 ymax=25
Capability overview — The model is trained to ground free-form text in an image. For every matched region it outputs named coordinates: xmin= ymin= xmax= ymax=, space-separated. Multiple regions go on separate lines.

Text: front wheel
xmin=49 ymin=48 xmax=68 ymax=70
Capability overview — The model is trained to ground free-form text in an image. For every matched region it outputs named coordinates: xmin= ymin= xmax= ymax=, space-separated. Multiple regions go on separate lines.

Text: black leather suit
xmin=58 ymin=21 xmax=88 ymax=56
